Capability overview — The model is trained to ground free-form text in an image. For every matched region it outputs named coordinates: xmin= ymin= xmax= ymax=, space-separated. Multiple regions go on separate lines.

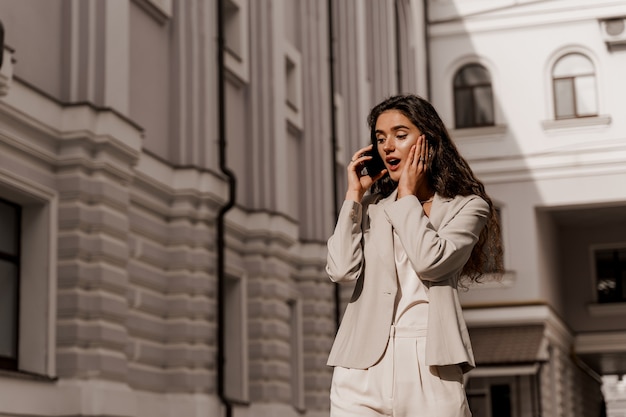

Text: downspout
xmin=422 ymin=0 xmax=432 ymax=98
xmin=327 ymin=0 xmax=341 ymax=328
xmin=216 ymin=0 xmax=236 ymax=416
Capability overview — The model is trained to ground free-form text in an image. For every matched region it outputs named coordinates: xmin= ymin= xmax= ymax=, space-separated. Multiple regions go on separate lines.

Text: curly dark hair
xmin=367 ymin=94 xmax=504 ymax=282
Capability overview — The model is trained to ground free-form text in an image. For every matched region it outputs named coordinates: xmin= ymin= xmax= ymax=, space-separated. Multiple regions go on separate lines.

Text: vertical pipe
xmin=327 ymin=0 xmax=341 ymax=329
xmin=422 ymin=0 xmax=432 ymax=98
xmin=216 ymin=0 xmax=236 ymax=416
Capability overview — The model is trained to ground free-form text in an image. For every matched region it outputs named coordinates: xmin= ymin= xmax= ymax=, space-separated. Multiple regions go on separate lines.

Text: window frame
xmin=288 ymin=297 xmax=305 ymax=412
xmin=223 ymin=0 xmax=250 ymax=84
xmin=284 ymin=41 xmax=303 ymax=130
xmin=453 ymin=63 xmax=495 ymax=129
xmin=223 ymin=271 xmax=249 ymax=403
xmin=466 ymin=377 xmax=519 ymax=417
xmin=0 ymin=197 xmax=21 ymax=371
xmin=591 ymin=243 xmax=626 ymax=304
xmin=551 ymin=52 xmax=598 ymax=120
xmin=0 ymin=174 xmax=58 ymax=378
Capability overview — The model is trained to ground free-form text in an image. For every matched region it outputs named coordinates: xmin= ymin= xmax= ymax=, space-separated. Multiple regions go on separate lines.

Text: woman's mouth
xmin=386 ymin=158 xmax=401 ymax=171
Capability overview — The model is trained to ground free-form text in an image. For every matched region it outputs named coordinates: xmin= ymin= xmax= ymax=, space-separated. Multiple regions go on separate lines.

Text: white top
xmin=393 ymin=229 xmax=429 ymax=328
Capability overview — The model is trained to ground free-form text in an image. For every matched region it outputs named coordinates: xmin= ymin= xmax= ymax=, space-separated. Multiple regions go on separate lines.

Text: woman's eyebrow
xmin=375 ymin=125 xmax=409 ymax=134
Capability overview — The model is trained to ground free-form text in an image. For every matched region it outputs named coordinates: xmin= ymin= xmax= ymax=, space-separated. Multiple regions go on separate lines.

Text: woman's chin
xmin=388 ymin=172 xmax=401 ymax=182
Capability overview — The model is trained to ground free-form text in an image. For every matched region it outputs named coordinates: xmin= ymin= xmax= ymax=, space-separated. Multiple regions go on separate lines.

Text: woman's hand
xmin=345 ymin=144 xmax=387 ymax=202
xmin=397 ymin=134 xmax=429 ymax=199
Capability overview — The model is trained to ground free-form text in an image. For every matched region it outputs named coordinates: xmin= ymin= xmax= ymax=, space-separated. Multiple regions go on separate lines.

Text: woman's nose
xmin=383 ymin=139 xmax=394 ymax=152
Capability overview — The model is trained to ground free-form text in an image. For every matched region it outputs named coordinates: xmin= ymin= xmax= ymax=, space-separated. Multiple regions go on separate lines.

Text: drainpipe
xmin=216 ymin=0 xmax=236 ymax=416
xmin=422 ymin=0 xmax=432 ymax=98
xmin=327 ymin=0 xmax=341 ymax=329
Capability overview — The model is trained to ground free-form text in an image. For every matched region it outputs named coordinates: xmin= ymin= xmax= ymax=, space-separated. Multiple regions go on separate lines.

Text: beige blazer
xmin=325 ymin=189 xmax=489 ymax=372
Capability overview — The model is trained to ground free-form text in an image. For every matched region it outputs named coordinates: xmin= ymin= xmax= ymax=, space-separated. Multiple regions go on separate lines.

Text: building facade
xmin=426 ymin=0 xmax=626 ymax=416
xmin=0 ymin=1 xmax=425 ymax=416
xmin=0 ymin=1 xmax=625 ymax=417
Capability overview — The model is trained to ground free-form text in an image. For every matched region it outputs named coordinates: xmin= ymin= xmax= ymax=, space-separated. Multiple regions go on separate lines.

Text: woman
xmin=326 ymin=94 xmax=503 ymax=416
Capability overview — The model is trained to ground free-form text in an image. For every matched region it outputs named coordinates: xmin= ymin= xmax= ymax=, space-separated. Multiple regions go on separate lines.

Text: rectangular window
xmin=224 ymin=274 xmax=249 ymax=401
xmin=474 ymin=86 xmax=495 ymax=126
xmin=223 ymin=0 xmax=249 ymax=83
xmin=284 ymin=41 xmax=303 ymax=129
xmin=454 ymin=88 xmax=474 ymax=128
xmin=576 ymin=75 xmax=598 ymax=116
xmin=285 ymin=56 xmax=298 ymax=111
xmin=490 ymin=384 xmax=512 ymax=417
xmin=554 ymin=78 xmax=575 ymax=119
xmin=467 ymin=380 xmax=513 ymax=417
xmin=224 ymin=0 xmax=242 ymax=59
xmin=288 ymin=298 xmax=305 ymax=411
xmin=595 ymin=247 xmax=626 ymax=303
xmin=0 ymin=197 xmax=21 ymax=370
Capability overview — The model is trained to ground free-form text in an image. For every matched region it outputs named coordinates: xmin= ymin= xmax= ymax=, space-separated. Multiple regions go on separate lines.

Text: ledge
xmin=451 ymin=125 xmax=507 ymax=142
xmin=588 ymin=302 xmax=626 ymax=317
xmin=541 ymin=115 xmax=612 ymax=131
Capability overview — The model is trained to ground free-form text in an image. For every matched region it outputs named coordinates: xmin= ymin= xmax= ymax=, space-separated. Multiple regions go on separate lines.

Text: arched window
xmin=453 ymin=64 xmax=494 ymax=129
xmin=552 ymin=53 xmax=598 ymax=119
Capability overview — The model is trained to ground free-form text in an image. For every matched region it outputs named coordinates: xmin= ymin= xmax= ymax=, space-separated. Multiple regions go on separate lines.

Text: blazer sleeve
xmin=384 ymin=194 xmax=489 ymax=281
xmin=325 ymin=200 xmax=365 ymax=283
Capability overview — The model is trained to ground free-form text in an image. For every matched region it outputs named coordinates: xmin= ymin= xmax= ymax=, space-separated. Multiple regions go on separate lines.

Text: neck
xmin=416 ymin=186 xmax=435 ymax=203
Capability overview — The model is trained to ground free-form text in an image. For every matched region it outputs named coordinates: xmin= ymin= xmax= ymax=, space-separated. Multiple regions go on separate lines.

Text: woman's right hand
xmin=345 ymin=144 xmax=387 ymax=202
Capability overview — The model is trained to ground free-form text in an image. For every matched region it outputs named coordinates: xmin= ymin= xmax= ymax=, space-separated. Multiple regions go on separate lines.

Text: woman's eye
xmin=397 ymin=134 xmax=407 ymax=140
xmin=376 ymin=137 xmax=385 ymax=144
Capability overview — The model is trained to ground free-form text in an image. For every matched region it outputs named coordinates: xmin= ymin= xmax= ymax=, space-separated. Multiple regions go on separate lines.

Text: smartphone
xmin=364 ymin=149 xmax=386 ymax=177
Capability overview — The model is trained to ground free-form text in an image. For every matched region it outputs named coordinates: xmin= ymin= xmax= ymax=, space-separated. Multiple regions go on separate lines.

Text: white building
xmin=427 ymin=1 xmax=626 ymax=416
xmin=0 ymin=1 xmax=624 ymax=416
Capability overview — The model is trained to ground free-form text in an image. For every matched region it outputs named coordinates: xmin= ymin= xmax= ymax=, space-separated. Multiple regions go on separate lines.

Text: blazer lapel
xmin=428 ymin=193 xmax=452 ymax=230
xmin=368 ymin=189 xmax=397 ymax=267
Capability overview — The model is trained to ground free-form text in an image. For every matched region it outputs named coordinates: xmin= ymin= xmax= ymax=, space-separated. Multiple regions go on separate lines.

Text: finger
xmin=409 ymin=144 xmax=417 ymax=167
xmin=418 ymin=135 xmax=426 ymax=167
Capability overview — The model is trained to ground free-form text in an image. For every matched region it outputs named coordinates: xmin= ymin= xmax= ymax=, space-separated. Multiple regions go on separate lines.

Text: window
xmin=552 ymin=53 xmax=598 ymax=120
xmin=284 ymin=42 xmax=303 ymax=129
xmin=454 ymin=64 xmax=495 ymax=129
xmin=595 ymin=247 xmax=626 ymax=303
xmin=0 ymin=161 xmax=56 ymax=379
xmin=223 ymin=0 xmax=249 ymax=83
xmin=223 ymin=273 xmax=249 ymax=401
xmin=288 ymin=298 xmax=305 ymax=411
xmin=0 ymin=198 xmax=20 ymax=370
xmin=224 ymin=0 xmax=243 ymax=59
xmin=467 ymin=380 xmax=513 ymax=417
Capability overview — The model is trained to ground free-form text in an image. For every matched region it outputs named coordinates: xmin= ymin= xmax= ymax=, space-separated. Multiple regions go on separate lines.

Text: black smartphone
xmin=364 ymin=149 xmax=386 ymax=177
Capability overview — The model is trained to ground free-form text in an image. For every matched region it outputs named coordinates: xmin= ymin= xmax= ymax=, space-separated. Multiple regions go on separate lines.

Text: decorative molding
xmin=131 ymin=0 xmax=172 ymax=24
xmin=575 ymin=331 xmax=626 ymax=353
xmin=451 ymin=125 xmax=507 ymax=142
xmin=541 ymin=115 xmax=612 ymax=132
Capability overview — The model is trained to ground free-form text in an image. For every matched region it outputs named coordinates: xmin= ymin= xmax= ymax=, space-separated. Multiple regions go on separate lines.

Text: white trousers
xmin=330 ymin=326 xmax=471 ymax=417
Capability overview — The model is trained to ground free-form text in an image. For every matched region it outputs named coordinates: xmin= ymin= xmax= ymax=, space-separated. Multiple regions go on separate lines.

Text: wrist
xmin=345 ymin=190 xmax=363 ymax=202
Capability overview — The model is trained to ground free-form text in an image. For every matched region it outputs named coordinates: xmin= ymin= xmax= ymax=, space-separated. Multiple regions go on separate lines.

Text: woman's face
xmin=374 ymin=109 xmax=422 ymax=182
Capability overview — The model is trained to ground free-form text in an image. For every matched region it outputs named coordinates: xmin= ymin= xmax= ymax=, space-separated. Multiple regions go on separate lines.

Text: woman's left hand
xmin=398 ymin=134 xmax=429 ymax=198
